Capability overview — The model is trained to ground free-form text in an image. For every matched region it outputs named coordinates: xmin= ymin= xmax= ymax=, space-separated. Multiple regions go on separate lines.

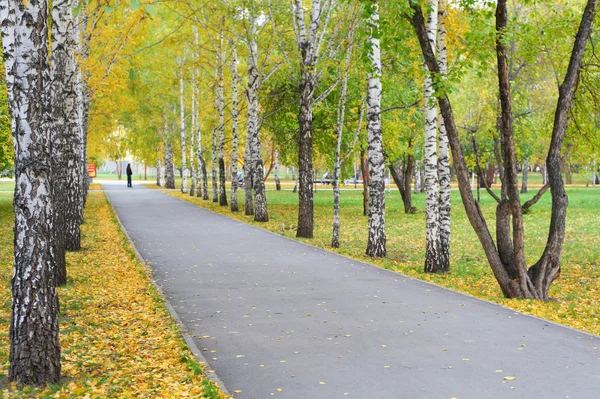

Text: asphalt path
xmin=103 ymin=183 xmax=600 ymax=399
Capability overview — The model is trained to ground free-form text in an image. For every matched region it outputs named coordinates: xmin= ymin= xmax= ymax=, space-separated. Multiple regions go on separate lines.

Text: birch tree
xmin=365 ymin=0 xmax=386 ymax=257
xmin=163 ymin=115 xmax=175 ymax=189
xmin=50 ymin=0 xmax=78 ymax=285
xmin=217 ymin=31 xmax=228 ymax=206
xmin=2 ymin=0 xmax=61 ymax=383
xmin=230 ymin=40 xmax=240 ymax=212
xmin=211 ymin=126 xmax=218 ymax=202
xmin=244 ymin=12 xmax=269 ymax=222
xmin=293 ymin=0 xmax=334 ymax=238
xmin=437 ymin=0 xmax=451 ymax=272
xmin=409 ymin=0 xmax=599 ymax=298
xmin=422 ymin=0 xmax=444 ymax=272
xmin=331 ymin=11 xmax=361 ymax=249
xmin=274 ymin=149 xmax=281 ymax=191
xmin=179 ymin=61 xmax=188 ymax=194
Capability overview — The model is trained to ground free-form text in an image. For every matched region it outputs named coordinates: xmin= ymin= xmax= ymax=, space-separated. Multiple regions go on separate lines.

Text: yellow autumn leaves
xmin=0 ymin=191 xmax=227 ymax=398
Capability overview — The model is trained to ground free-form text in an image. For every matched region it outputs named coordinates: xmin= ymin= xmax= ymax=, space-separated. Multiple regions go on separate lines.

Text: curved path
xmin=103 ymin=184 xmax=600 ymax=398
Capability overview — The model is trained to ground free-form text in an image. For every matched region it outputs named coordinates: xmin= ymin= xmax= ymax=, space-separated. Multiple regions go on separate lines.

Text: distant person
xmin=126 ymin=163 xmax=133 ymax=188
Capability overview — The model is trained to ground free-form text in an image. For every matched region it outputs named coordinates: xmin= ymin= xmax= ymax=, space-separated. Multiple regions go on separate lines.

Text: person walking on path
xmin=126 ymin=163 xmax=133 ymax=187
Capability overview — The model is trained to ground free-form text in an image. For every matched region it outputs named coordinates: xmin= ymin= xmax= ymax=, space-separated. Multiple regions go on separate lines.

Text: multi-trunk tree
xmin=409 ymin=0 xmax=598 ymax=298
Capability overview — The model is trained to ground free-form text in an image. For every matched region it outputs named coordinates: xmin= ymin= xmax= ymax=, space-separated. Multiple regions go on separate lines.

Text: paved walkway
xmin=103 ymin=184 xmax=600 ymax=398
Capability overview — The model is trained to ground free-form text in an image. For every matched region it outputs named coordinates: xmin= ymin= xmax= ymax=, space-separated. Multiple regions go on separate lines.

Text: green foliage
xmin=0 ymin=54 xmax=13 ymax=176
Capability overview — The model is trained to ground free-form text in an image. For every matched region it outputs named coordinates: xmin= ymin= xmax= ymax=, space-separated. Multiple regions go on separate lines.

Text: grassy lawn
xmin=0 ymin=191 xmax=227 ymax=398
xmin=0 ymin=181 xmax=14 ymax=192
xmin=159 ymin=183 xmax=600 ymax=336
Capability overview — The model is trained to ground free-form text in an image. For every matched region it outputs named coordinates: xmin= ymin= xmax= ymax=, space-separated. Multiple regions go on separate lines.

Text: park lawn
xmin=159 ymin=185 xmax=600 ymax=336
xmin=0 ymin=182 xmax=14 ymax=192
xmin=0 ymin=191 xmax=227 ymax=398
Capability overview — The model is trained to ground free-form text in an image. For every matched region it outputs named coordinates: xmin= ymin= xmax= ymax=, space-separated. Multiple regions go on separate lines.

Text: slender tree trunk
xmin=246 ymin=29 xmax=268 ymax=222
xmin=230 ymin=40 xmax=240 ymax=212
xmin=414 ymin=160 xmax=421 ymax=194
xmin=189 ymin=83 xmax=196 ymax=196
xmin=331 ymin=32 xmax=354 ymax=248
xmin=163 ymin=116 xmax=175 ymax=189
xmin=179 ymin=69 xmax=188 ymax=194
xmin=521 ymin=158 xmax=528 ymax=193
xmin=211 ymin=127 xmax=218 ymax=202
xmin=366 ymin=1 xmax=386 ymax=257
xmin=390 ymin=160 xmax=415 ymax=214
xmin=297 ymin=65 xmax=314 ymax=237
xmin=424 ymin=0 xmax=442 ymax=272
xmin=189 ymin=132 xmax=195 ymax=196
xmin=217 ymin=33 xmax=227 ymax=206
xmin=3 ymin=0 xmax=61 ymax=383
xmin=156 ymin=157 xmax=162 ymax=187
xmin=437 ymin=0 xmax=451 ymax=271
xmin=274 ymin=149 xmax=281 ymax=191
xmin=404 ymin=154 xmax=415 ymax=212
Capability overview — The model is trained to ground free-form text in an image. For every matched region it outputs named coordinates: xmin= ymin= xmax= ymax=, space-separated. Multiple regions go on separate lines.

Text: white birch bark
xmin=65 ymin=1 xmax=85 ymax=251
xmin=424 ymin=0 xmax=442 ymax=272
xmin=365 ymin=0 xmax=386 ymax=257
xmin=179 ymin=65 xmax=188 ymax=194
xmin=230 ymin=40 xmax=240 ymax=212
xmin=217 ymin=32 xmax=227 ymax=206
xmin=51 ymin=0 xmax=80 ymax=283
xmin=211 ymin=126 xmax=218 ymax=202
xmin=189 ymin=122 xmax=195 ymax=196
xmin=274 ymin=149 xmax=281 ymax=191
xmin=163 ymin=115 xmax=175 ymax=189
xmin=437 ymin=0 xmax=451 ymax=271
xmin=245 ymin=19 xmax=268 ymax=222
xmin=4 ymin=0 xmax=61 ymax=383
xmin=156 ymin=155 xmax=163 ymax=187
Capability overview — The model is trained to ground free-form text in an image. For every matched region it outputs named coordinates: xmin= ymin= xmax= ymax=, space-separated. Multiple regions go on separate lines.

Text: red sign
xmin=88 ymin=164 xmax=97 ymax=178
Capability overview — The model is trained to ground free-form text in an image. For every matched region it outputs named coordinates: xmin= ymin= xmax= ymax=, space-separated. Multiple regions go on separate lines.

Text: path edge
xmin=103 ymin=188 xmax=231 ymax=395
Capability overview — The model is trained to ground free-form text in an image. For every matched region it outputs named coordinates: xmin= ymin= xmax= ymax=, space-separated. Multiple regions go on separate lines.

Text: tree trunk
xmin=274 ymin=149 xmax=281 ymax=191
xmin=217 ymin=33 xmax=227 ymax=206
xmin=156 ymin=157 xmax=163 ymax=187
xmin=50 ymin=0 xmax=78 ymax=284
xmin=424 ymin=0 xmax=443 ymax=272
xmin=437 ymin=0 xmax=451 ymax=271
xmin=297 ymin=64 xmax=314 ymax=237
xmin=163 ymin=116 xmax=175 ymax=189
xmin=413 ymin=160 xmax=421 ymax=194
xmin=331 ymin=35 xmax=354 ymax=248
xmin=179 ymin=70 xmax=188 ymax=194
xmin=365 ymin=3 xmax=386 ymax=258
xmin=3 ymin=0 xmax=61 ymax=383
xmin=390 ymin=162 xmax=415 ymax=214
xmin=211 ymin=127 xmax=218 ymax=202
xmin=246 ymin=29 xmax=268 ymax=222
xmin=230 ymin=40 xmax=240 ymax=212
xmin=520 ymin=158 xmax=528 ymax=193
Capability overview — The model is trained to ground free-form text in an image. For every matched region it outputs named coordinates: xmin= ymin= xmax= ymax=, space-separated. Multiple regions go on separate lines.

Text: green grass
xmin=163 ymin=183 xmax=600 ymax=335
xmin=0 ymin=181 xmax=14 ymax=191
